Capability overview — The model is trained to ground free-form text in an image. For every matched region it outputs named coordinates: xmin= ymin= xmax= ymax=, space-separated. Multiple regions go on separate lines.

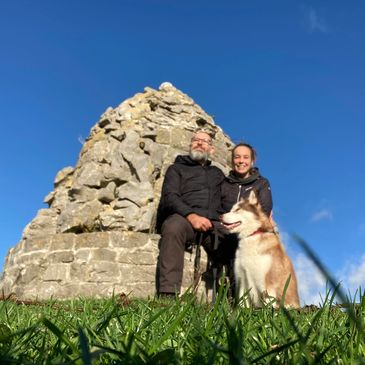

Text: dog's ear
xmin=248 ymin=190 xmax=258 ymax=205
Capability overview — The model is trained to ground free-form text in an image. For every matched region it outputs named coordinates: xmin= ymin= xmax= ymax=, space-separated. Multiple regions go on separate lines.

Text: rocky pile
xmin=0 ymin=82 xmax=233 ymax=300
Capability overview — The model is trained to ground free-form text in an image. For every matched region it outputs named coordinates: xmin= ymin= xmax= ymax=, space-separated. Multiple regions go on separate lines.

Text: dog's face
xmin=221 ymin=191 xmax=262 ymax=236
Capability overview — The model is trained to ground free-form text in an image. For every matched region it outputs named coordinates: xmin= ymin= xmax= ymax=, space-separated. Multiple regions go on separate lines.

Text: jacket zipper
xmin=236 ymin=185 xmax=242 ymax=203
xmin=206 ymin=166 xmax=210 ymax=216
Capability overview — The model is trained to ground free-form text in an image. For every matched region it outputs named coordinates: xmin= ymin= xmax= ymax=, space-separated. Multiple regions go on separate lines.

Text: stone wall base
xmin=0 ymin=231 xmax=212 ymax=302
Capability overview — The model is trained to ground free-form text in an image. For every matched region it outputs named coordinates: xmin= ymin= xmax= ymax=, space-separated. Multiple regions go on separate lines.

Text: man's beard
xmin=189 ymin=149 xmax=210 ymax=163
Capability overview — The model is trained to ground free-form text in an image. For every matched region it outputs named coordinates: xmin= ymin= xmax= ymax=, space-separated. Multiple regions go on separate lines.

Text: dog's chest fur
xmin=235 ymin=235 xmax=272 ymax=287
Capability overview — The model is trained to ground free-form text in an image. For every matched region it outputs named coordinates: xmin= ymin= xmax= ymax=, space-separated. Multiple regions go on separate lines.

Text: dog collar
xmin=247 ymin=229 xmax=263 ymax=237
xmin=248 ymin=229 xmax=275 ymax=237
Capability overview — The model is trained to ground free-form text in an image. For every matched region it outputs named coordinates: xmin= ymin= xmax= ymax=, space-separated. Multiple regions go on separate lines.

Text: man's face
xmin=189 ymin=132 xmax=213 ymax=162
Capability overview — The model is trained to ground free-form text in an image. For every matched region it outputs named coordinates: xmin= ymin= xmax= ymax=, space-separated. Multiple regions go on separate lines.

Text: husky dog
xmin=221 ymin=191 xmax=300 ymax=308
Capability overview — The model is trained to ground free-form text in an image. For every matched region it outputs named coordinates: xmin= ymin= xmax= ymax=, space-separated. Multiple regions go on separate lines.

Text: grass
xmin=1 ymin=288 xmax=365 ymax=364
xmin=1 ymin=237 xmax=365 ymax=364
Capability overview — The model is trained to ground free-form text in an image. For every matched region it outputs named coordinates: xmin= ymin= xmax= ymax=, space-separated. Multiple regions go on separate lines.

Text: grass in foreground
xmin=1 ymin=286 xmax=365 ymax=364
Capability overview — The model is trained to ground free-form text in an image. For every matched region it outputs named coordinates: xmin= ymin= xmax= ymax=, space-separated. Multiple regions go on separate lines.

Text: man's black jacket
xmin=156 ymin=155 xmax=225 ymax=232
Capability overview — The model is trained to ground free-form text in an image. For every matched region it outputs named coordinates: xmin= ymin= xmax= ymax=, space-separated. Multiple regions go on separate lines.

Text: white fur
xmin=235 ymin=245 xmax=272 ymax=306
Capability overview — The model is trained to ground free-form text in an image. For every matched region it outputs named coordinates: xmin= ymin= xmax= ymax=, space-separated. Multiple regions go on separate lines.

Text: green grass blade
xmin=41 ymin=317 xmax=78 ymax=352
xmin=251 ymin=339 xmax=300 ymax=363
xmin=78 ymin=327 xmax=92 ymax=365
xmin=149 ymin=302 xmax=191 ymax=354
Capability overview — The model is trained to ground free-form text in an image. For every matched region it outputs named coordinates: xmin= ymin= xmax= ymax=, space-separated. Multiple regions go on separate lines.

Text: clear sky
xmin=1 ymin=1 xmax=364 ymax=305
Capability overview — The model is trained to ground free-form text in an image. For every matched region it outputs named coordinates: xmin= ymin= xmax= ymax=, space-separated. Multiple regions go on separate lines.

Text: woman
xmin=221 ymin=143 xmax=272 ymax=215
xmin=218 ymin=143 xmax=273 ymax=297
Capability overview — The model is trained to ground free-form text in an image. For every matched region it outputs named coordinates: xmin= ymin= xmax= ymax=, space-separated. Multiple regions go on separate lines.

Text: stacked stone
xmin=0 ymin=82 xmax=233 ymax=300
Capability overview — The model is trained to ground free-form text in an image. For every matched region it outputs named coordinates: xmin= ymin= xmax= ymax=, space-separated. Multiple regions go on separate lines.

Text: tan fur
xmin=221 ymin=191 xmax=300 ymax=308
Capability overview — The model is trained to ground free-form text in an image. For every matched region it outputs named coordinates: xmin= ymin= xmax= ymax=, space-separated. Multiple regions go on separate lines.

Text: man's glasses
xmin=191 ymin=137 xmax=212 ymax=145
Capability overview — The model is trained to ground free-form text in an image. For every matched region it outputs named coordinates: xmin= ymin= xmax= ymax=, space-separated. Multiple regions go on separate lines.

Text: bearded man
xmin=156 ymin=130 xmax=225 ymax=297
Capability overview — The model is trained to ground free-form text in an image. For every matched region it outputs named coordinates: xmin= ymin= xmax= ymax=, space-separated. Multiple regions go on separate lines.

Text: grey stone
xmin=44 ymin=191 xmax=55 ymax=205
xmin=18 ymin=264 xmax=41 ymax=285
xmin=69 ymin=185 xmax=98 ymax=203
xmin=22 ymin=209 xmax=58 ymax=239
xmin=14 ymin=252 xmax=48 ymax=265
xmin=48 ymin=189 xmax=72 ymax=211
xmin=109 ymin=129 xmax=126 ymax=141
xmin=87 ymin=262 xmax=120 ymax=283
xmin=159 ymin=82 xmax=175 ymax=91
xmin=57 ymin=200 xmax=103 ymax=233
xmin=74 ymin=249 xmax=91 ymax=262
xmin=98 ymin=208 xmax=129 ymax=230
xmin=134 ymin=203 xmax=156 ymax=232
xmin=22 ymin=236 xmax=51 ymax=253
xmin=70 ymin=262 xmax=89 ymax=282
xmin=119 ymin=264 xmax=155 ymax=282
xmin=109 ymin=232 xmax=158 ymax=249
xmin=97 ymin=182 xmax=116 ymax=203
xmin=90 ymin=248 xmax=117 ymax=262
xmin=49 ymin=234 xmax=75 ymax=251
xmin=104 ymin=158 xmax=133 ymax=184
xmin=54 ymin=167 xmax=75 ymax=186
xmin=81 ymin=139 xmax=111 ymax=164
xmin=43 ymin=264 xmax=70 ymax=282
xmin=155 ymin=128 xmax=171 ymax=145
xmin=74 ymin=232 xmax=110 ymax=250
xmin=116 ymin=181 xmax=153 ymax=207
xmin=48 ymin=251 xmax=74 ymax=263
xmin=75 ymin=162 xmax=105 ymax=188
xmin=118 ymin=251 xmax=156 ymax=265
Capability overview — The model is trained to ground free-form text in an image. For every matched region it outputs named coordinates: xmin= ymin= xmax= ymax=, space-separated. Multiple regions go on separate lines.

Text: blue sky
xmin=1 ymin=1 xmax=364 ymax=305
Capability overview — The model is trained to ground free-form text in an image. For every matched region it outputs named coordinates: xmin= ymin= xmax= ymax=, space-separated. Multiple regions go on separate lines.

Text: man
xmin=156 ymin=130 xmax=225 ymax=297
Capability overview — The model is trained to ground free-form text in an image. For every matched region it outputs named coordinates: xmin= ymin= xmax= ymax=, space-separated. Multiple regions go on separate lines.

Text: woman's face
xmin=232 ymin=145 xmax=254 ymax=177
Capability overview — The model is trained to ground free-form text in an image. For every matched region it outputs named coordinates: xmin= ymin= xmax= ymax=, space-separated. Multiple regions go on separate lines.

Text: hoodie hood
xmin=226 ymin=167 xmax=260 ymax=185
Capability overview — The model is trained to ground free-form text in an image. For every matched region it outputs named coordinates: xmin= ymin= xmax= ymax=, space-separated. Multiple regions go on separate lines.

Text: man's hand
xmin=186 ymin=213 xmax=213 ymax=232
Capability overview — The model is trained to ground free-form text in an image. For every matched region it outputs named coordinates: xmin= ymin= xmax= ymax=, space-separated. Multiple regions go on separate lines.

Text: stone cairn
xmin=0 ymin=82 xmax=234 ymax=301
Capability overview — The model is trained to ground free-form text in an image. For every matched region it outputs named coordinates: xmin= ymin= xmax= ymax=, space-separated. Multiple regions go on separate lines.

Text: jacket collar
xmin=175 ymin=155 xmax=212 ymax=166
xmin=226 ymin=167 xmax=260 ymax=184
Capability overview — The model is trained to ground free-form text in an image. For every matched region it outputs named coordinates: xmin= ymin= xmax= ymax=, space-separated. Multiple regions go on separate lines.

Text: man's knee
xmin=161 ymin=214 xmax=194 ymax=240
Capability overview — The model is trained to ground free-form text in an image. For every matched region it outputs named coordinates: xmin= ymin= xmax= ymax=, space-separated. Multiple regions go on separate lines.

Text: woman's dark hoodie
xmin=221 ymin=167 xmax=272 ymax=216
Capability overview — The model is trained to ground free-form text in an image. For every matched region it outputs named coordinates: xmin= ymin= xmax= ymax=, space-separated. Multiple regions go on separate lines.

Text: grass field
xmin=1 ymin=286 xmax=365 ymax=364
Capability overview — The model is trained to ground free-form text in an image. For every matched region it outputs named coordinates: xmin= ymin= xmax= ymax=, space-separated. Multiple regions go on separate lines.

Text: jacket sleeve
xmin=220 ymin=180 xmax=236 ymax=213
xmin=161 ymin=165 xmax=195 ymax=218
xmin=257 ymin=179 xmax=273 ymax=217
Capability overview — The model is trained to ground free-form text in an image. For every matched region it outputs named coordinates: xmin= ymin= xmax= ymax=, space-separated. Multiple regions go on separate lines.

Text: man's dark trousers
xmin=157 ymin=214 xmax=195 ymax=294
xmin=157 ymin=214 xmax=236 ymax=295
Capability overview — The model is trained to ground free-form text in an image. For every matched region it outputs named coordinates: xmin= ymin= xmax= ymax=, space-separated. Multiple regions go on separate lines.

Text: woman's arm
xmin=257 ymin=178 xmax=273 ymax=217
